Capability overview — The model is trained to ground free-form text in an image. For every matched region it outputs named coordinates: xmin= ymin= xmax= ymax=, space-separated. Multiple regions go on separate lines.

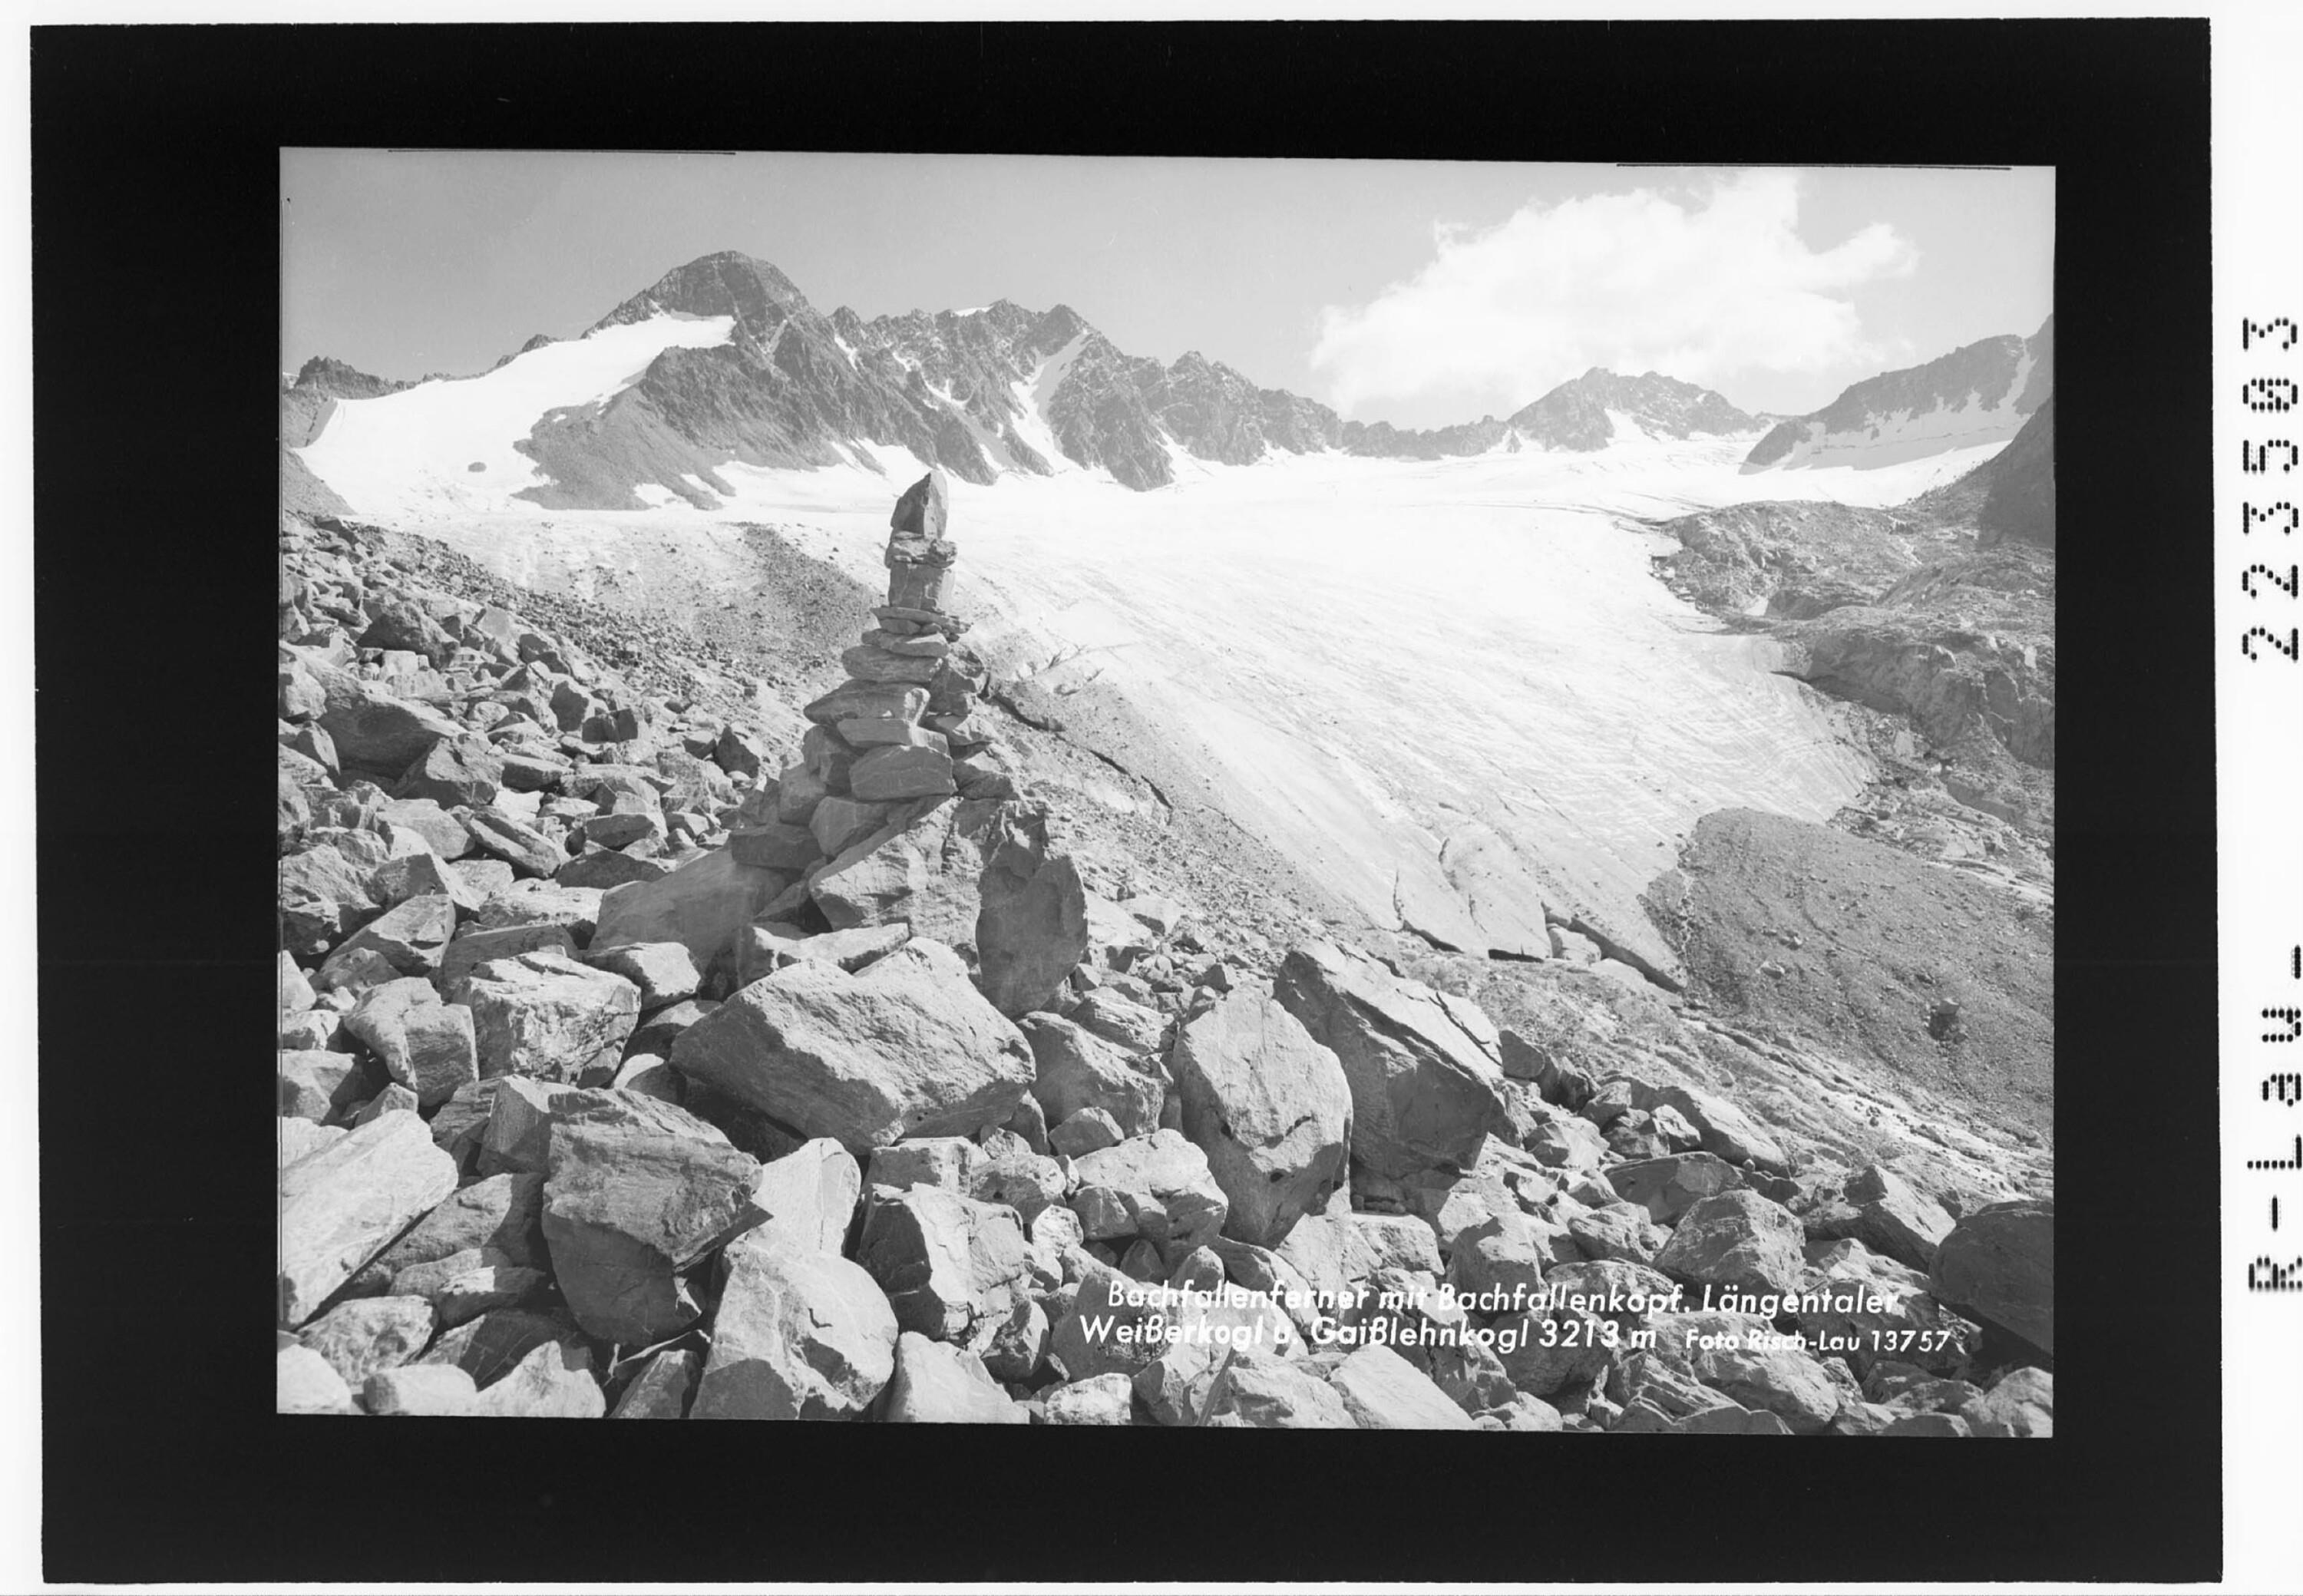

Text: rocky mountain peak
xmin=292 ymin=356 xmax=410 ymax=400
xmin=590 ymin=251 xmax=815 ymax=339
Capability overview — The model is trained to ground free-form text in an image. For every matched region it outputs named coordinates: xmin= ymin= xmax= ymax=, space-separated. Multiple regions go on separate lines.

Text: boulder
xmin=369 ymin=851 xmax=484 ymax=916
xmin=1328 ymin=1341 xmax=1476 ymax=1429
xmin=411 ymin=1306 xmax=584 ymax=1389
xmin=1796 ymin=1240 xmax=1979 ymax=1378
xmin=279 ymin=1111 xmax=459 ymax=1326
xmin=309 ymin=658 xmax=464 ymax=772
xmin=1666 ymin=1312 xmax=1842 ymax=1434
xmin=750 ymin=1138 xmax=863 ymax=1254
xmin=690 ymin=1231 xmax=899 ymax=1420
xmin=352 ymin=1084 xmax=421 ymax=1125
xmin=850 ymin=745 xmax=957 ymax=802
xmin=297 ymin=1294 xmax=438 ymax=1388
xmin=459 ymin=808 xmax=562 ymax=878
xmin=277 ymin=1344 xmax=355 ymax=1414
xmin=855 ymin=1186 xmax=1035 ymax=1352
xmin=1198 ymin=1350 xmax=1354 ymax=1429
xmin=343 ymin=977 xmax=477 ymax=1108
xmin=629 ymin=997 xmax=717 ymax=1056
xmin=278 ymin=1050 xmax=368 ymax=1123
xmin=1930 ymin=1198 xmax=2054 ymax=1353
xmin=668 ymin=937 xmax=1033 ymax=1153
xmin=867 ymin=1137 xmax=985 ymax=1198
xmin=1049 ymin=1109 xmax=1123 ymax=1158
xmin=1630 ymin=1081 xmax=1791 ymax=1176
xmin=805 ymin=798 xmax=963 ymax=930
xmin=395 ymin=735 xmax=503 ymax=808
xmin=1170 ymin=990 xmax=1353 ymax=1247
xmin=1069 ymin=988 xmax=1169 ymax=1055
xmin=279 ymin=1119 xmax=347 ymax=1166
xmin=390 ymin=1247 xmax=550 ymax=1327
xmin=1842 ymin=1163 xmax=1958 ymax=1273
xmin=277 ymin=949 xmax=316 ymax=1019
xmin=469 ymin=1339 xmax=606 ymax=1418
xmin=477 ymin=1077 xmax=580 ymax=1177
xmin=464 ymin=950 xmax=641 ymax=1082
xmin=374 ymin=798 xmax=474 ymax=861
xmin=1960 ymin=1365 xmax=2054 ymax=1437
xmin=1019 ymin=1013 xmax=1165 ymax=1138
xmin=435 ymin=922 xmax=577 ymax=1004
xmin=1041 ymin=1372 xmax=1136 ymax=1425
xmin=362 ymin=1364 xmax=478 ymax=1416
xmin=735 ymin=922 xmax=911 ymax=987
xmin=974 ymin=804 xmax=1089 ymax=1017
xmin=1271 ymin=940 xmax=1512 ymax=1179
xmin=801 ymin=679 xmax=928 ymax=730
xmin=609 ymin=1347 xmax=701 ymax=1419
xmin=349 ymin=1170 xmax=544 ymax=1292
xmin=279 ymin=842 xmax=382 ymax=957
xmin=1653 ymin=1189 xmax=1807 ymax=1297
xmin=555 ymin=848 xmax=671 ymax=891
xmin=881 ymin=1332 xmax=1029 ymax=1423
xmin=318 ymin=894 xmax=455 ymax=982
xmin=591 ymin=848 xmax=798 ymax=983
xmin=472 ymin=881 xmax=603 ymax=941
xmin=1606 ymin=1152 xmax=1746 ymax=1224
xmin=1066 ymin=1129 xmax=1229 ymax=1262
xmin=730 ymin=821 xmax=826 ymax=872
xmin=540 ymin=1089 xmax=764 ymax=1344
xmin=1569 ymin=1202 xmax=1669 ymax=1264
xmin=580 ymin=940 xmax=701 ymax=1009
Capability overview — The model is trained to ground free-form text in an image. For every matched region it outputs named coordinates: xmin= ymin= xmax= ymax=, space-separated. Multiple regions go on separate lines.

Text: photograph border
xmin=32 ymin=17 xmax=2214 ymax=1584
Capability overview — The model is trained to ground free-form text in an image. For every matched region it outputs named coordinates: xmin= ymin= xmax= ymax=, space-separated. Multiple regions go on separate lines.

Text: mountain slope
xmin=1743 ymin=318 xmax=2053 ymax=474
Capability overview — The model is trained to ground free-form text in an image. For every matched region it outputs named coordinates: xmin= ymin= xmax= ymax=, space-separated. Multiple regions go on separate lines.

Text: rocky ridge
xmin=1743 ymin=317 xmax=2054 ymax=472
xmin=287 ymin=252 xmax=1768 ymax=507
xmin=279 ymin=471 xmax=2053 ymax=1431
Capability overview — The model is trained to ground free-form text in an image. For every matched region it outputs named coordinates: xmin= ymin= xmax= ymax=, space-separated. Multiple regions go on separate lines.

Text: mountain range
xmin=283 ymin=250 xmax=2048 ymax=511
xmin=1741 ymin=318 xmax=2053 ymax=474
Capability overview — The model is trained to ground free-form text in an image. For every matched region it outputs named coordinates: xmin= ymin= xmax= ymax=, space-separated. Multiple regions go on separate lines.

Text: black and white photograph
xmin=274 ymin=151 xmax=2056 ymax=1435
xmin=28 ymin=14 xmax=2245 ymax=1588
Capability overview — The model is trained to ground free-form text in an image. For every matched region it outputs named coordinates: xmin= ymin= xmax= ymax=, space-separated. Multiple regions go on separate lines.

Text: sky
xmin=282 ymin=152 xmax=2053 ymax=429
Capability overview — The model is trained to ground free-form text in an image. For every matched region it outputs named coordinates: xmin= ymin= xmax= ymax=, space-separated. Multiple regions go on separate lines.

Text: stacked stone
xmin=729 ymin=471 xmax=1020 ymax=883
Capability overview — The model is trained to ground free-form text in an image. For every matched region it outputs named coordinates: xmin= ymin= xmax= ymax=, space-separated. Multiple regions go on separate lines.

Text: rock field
xmin=279 ymin=471 xmax=2052 ymax=1432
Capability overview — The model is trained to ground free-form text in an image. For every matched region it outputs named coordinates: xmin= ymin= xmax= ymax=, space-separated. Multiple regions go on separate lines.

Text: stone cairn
xmin=727 ymin=470 xmax=1019 ymax=884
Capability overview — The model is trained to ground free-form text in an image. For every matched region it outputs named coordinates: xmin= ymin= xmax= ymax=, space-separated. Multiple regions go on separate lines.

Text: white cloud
xmin=1309 ymin=170 xmax=1915 ymax=420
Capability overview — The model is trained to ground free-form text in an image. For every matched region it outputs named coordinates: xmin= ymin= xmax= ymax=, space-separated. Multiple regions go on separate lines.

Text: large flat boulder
xmin=297 ymin=1295 xmax=438 ymax=1389
xmin=749 ymin=1137 xmax=863 ymax=1254
xmin=540 ymin=1089 xmax=765 ymax=1345
xmin=881 ymin=1332 xmax=1029 ymax=1423
xmin=1019 ymin=1013 xmax=1165 ymax=1138
xmin=1653 ymin=1188 xmax=1806 ymax=1297
xmin=668 ymin=937 xmax=1033 ymax=1154
xmin=346 ymin=1171 xmax=544 ymax=1294
xmin=279 ymin=1111 xmax=459 ymax=1327
xmin=308 ymin=657 xmax=464 ymax=773
xmin=690 ymin=1231 xmax=899 ymax=1420
xmin=464 ymin=950 xmax=640 ymax=1082
xmin=1328 ymin=1341 xmax=1476 ymax=1429
xmin=855 ymin=1186 xmax=1035 ymax=1353
xmin=1929 ymin=1197 xmax=2054 ymax=1353
xmin=591 ymin=848 xmax=798 ymax=986
xmin=1169 ymin=990 xmax=1352 ymax=1247
xmin=1272 ymin=940 xmax=1512 ymax=1179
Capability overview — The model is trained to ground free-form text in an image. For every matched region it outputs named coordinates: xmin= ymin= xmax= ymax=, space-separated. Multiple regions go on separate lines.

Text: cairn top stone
xmin=887 ymin=471 xmax=955 ymax=567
